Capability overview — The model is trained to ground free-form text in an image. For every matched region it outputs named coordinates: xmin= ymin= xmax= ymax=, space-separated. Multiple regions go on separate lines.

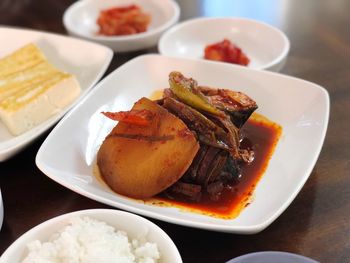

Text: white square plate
xmin=36 ymin=54 xmax=329 ymax=234
xmin=0 ymin=27 xmax=113 ymax=161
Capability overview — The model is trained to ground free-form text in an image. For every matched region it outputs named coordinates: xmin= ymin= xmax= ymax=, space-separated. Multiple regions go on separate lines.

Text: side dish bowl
xmin=0 ymin=189 xmax=3 ymax=231
xmin=1 ymin=209 xmax=182 ymax=263
xmin=158 ymin=17 xmax=290 ymax=71
xmin=63 ymin=0 xmax=180 ymax=52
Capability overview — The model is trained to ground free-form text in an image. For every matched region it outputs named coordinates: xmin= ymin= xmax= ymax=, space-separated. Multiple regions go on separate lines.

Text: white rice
xmin=21 ymin=216 xmax=160 ymax=263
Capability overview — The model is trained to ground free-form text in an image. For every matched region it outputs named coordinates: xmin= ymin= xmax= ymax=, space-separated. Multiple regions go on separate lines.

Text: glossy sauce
xmin=149 ymin=113 xmax=282 ymax=219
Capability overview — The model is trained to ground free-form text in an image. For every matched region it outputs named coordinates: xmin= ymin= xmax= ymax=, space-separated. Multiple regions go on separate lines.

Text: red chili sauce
xmin=150 ymin=114 xmax=282 ymax=219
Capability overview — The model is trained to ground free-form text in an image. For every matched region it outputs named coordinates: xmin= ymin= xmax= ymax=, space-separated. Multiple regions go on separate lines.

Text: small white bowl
xmin=159 ymin=17 xmax=290 ymax=71
xmin=1 ymin=209 xmax=182 ymax=262
xmin=63 ymin=0 xmax=180 ymax=52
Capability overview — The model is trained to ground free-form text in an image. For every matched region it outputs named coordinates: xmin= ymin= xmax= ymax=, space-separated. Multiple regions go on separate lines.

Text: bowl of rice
xmin=1 ymin=209 xmax=182 ymax=263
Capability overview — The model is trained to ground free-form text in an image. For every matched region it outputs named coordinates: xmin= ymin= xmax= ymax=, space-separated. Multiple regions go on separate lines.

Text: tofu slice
xmin=0 ymin=43 xmax=81 ymax=135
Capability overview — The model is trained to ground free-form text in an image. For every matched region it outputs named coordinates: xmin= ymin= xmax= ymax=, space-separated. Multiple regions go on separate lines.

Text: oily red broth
xmin=152 ymin=114 xmax=282 ymax=219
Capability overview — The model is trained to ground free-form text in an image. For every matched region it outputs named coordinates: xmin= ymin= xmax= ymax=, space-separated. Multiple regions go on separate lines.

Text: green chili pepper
xmin=169 ymin=71 xmax=222 ymax=116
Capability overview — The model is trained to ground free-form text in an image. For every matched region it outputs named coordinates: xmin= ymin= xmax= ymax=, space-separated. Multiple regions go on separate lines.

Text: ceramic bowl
xmin=63 ymin=0 xmax=180 ymax=52
xmin=159 ymin=17 xmax=290 ymax=71
xmin=1 ymin=209 xmax=182 ymax=262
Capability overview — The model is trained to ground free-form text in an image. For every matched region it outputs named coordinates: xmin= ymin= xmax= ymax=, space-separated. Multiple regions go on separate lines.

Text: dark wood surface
xmin=1 ymin=0 xmax=350 ymax=262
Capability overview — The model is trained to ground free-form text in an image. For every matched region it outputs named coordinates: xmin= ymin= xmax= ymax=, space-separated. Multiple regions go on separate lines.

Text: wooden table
xmin=1 ymin=0 xmax=349 ymax=262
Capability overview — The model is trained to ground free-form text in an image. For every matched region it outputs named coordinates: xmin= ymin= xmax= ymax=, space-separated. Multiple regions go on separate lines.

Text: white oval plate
xmin=0 ymin=27 xmax=113 ymax=162
xmin=1 ymin=209 xmax=182 ymax=263
xmin=36 ymin=54 xmax=329 ymax=234
xmin=159 ymin=17 xmax=290 ymax=71
xmin=63 ymin=0 xmax=180 ymax=52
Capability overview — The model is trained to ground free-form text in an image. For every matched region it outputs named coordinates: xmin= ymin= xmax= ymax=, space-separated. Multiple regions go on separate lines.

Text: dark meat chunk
xmin=196 ymin=147 xmax=221 ymax=185
xmin=199 ymin=87 xmax=258 ymax=128
xmin=239 ymin=149 xmax=255 ymax=163
xmin=182 ymin=145 xmax=209 ymax=182
xmin=221 ymin=156 xmax=242 ymax=184
xmin=206 ymin=150 xmax=228 ymax=184
xmin=207 ymin=181 xmax=224 ymax=201
xmin=160 ymin=71 xmax=258 ymax=203
xmin=165 ymin=181 xmax=202 ymax=202
xmin=163 ymin=97 xmax=229 ymax=150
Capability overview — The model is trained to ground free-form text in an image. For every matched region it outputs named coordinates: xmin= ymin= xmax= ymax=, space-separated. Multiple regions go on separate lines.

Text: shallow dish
xmin=0 ymin=209 xmax=182 ymax=262
xmin=36 ymin=54 xmax=329 ymax=234
xmin=0 ymin=27 xmax=113 ymax=162
xmin=63 ymin=0 xmax=180 ymax=52
xmin=158 ymin=17 xmax=290 ymax=71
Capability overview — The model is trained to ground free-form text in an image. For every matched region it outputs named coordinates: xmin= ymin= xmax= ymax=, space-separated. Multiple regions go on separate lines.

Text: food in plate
xmin=21 ymin=216 xmax=160 ymax=263
xmin=0 ymin=43 xmax=81 ymax=135
xmin=97 ymin=71 xmax=281 ymax=218
xmin=98 ymin=96 xmax=200 ymax=198
xmin=97 ymin=5 xmax=151 ymax=36
xmin=204 ymin=39 xmax=250 ymax=66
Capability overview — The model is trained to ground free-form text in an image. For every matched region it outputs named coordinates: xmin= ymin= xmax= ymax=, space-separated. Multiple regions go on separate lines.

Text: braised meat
xmin=160 ymin=72 xmax=257 ymax=202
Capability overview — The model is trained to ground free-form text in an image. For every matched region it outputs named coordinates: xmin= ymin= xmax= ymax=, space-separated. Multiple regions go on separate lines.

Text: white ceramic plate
xmin=36 ymin=55 xmax=329 ymax=234
xmin=0 ymin=209 xmax=182 ymax=263
xmin=159 ymin=17 xmax=290 ymax=71
xmin=63 ymin=0 xmax=180 ymax=52
xmin=0 ymin=27 xmax=113 ymax=161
